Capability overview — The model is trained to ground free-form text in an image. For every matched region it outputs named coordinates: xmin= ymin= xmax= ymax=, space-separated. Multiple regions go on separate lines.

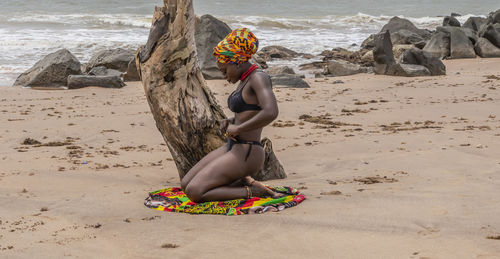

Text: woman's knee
xmin=184 ymin=184 xmax=204 ymax=203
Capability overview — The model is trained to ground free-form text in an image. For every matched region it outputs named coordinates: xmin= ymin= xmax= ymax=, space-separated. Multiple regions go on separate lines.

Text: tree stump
xmin=136 ymin=0 xmax=286 ymax=181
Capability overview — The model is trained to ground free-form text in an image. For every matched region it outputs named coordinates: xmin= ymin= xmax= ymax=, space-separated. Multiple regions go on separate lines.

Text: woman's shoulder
xmin=249 ymin=69 xmax=272 ymax=88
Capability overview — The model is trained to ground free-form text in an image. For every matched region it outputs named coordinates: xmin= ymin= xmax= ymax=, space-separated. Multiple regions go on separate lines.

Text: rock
xmin=332 ymin=80 xmax=344 ymax=84
xmin=13 ymin=49 xmax=82 ymax=87
xmin=324 ymin=59 xmax=368 ymax=76
xmin=399 ymin=48 xmax=446 ymax=75
xmin=488 ymin=9 xmax=500 ymax=24
xmin=88 ymin=66 xmax=122 ymax=77
xmin=85 ymin=48 xmax=135 ymax=73
xmin=258 ymin=46 xmax=299 ymax=61
xmin=482 ymin=24 xmax=500 ymax=49
xmin=361 ymin=50 xmax=374 ymax=63
xmin=438 ymin=26 xmax=478 ymax=44
xmin=250 ymin=52 xmax=268 ymax=69
xmin=271 ymin=74 xmax=310 ymax=88
xmin=67 ymin=75 xmax=125 ymax=89
xmin=361 ymin=34 xmax=376 ymax=49
xmin=391 ymin=29 xmax=425 ymax=45
xmin=451 ymin=13 xmax=462 ymax=17
xmin=423 ymin=32 xmax=450 ymax=59
xmin=194 ymin=14 xmax=232 ymax=79
xmin=321 ymin=48 xmax=372 ymax=66
xmin=380 ymin=16 xmax=431 ymax=39
xmin=123 ymin=58 xmax=141 ymax=81
xmin=414 ymin=40 xmax=428 ymax=49
xmin=448 ymin=27 xmax=476 ymax=58
xmin=443 ymin=16 xmax=461 ymax=27
xmin=373 ymin=31 xmax=396 ymax=75
xmin=463 ymin=17 xmax=487 ymax=32
xmin=299 ymin=61 xmax=327 ymax=71
xmin=266 ymin=66 xmax=295 ymax=76
xmin=393 ymin=44 xmax=414 ymax=60
xmin=474 ymin=37 xmax=500 ymax=58
xmin=396 ymin=64 xmax=431 ymax=77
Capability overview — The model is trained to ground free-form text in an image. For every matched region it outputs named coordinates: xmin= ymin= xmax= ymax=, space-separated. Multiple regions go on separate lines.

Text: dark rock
xmin=321 ymin=48 xmax=372 ymax=67
xmin=380 ymin=16 xmax=431 ymax=39
xmin=299 ymin=61 xmax=327 ymax=71
xmin=258 ymin=46 xmax=299 ymax=61
xmin=271 ymin=74 xmax=310 ymax=88
xmin=85 ymin=48 xmax=135 ymax=73
xmin=393 ymin=45 xmax=414 ymax=60
xmin=443 ymin=16 xmax=461 ymax=27
xmin=324 ymin=59 xmax=369 ymax=76
xmin=449 ymin=27 xmax=476 ymax=58
xmin=438 ymin=26 xmax=478 ymax=44
xmin=373 ymin=31 xmax=396 ymax=75
xmin=399 ymin=48 xmax=446 ymax=75
xmin=250 ymin=52 xmax=268 ymax=69
xmin=482 ymin=24 xmax=500 ymax=48
xmin=88 ymin=66 xmax=122 ymax=77
xmin=396 ymin=64 xmax=431 ymax=77
xmin=423 ymin=32 xmax=450 ymax=59
xmin=391 ymin=29 xmax=425 ymax=45
xmin=266 ymin=66 xmax=295 ymax=76
xmin=463 ymin=17 xmax=487 ymax=32
xmin=414 ymin=40 xmax=428 ymax=49
xmin=123 ymin=58 xmax=141 ymax=81
xmin=451 ymin=13 xmax=462 ymax=17
xmin=474 ymin=37 xmax=500 ymax=58
xmin=67 ymin=75 xmax=125 ymax=89
xmin=361 ymin=34 xmax=376 ymax=49
xmin=194 ymin=14 xmax=232 ymax=79
xmin=488 ymin=9 xmax=500 ymax=24
xmin=13 ymin=49 xmax=82 ymax=87
xmin=332 ymin=80 xmax=344 ymax=84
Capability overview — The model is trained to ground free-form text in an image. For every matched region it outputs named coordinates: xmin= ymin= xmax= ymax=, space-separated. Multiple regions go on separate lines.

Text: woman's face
xmin=217 ymin=62 xmax=240 ymax=84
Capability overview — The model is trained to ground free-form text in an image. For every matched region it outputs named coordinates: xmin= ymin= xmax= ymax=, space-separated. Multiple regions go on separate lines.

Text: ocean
xmin=0 ymin=0 xmax=498 ymax=85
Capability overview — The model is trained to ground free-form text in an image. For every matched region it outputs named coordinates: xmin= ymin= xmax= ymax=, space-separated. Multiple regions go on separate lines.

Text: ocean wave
xmin=5 ymin=13 xmax=152 ymax=28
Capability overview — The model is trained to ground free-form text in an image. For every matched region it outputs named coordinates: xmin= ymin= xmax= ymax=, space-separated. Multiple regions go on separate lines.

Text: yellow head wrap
xmin=213 ymin=28 xmax=259 ymax=64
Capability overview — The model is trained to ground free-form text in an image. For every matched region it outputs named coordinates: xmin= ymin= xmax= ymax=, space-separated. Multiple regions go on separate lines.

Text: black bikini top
xmin=227 ymin=75 xmax=262 ymax=113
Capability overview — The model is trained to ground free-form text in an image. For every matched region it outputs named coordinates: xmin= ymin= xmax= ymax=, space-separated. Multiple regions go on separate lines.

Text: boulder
xmin=482 ymin=24 xmax=500 ymax=48
xmin=321 ymin=48 xmax=372 ymax=66
xmin=67 ymin=75 xmax=125 ymax=89
xmin=379 ymin=16 xmax=431 ymax=39
xmin=361 ymin=34 xmax=376 ymax=49
xmin=88 ymin=66 xmax=122 ymax=77
xmin=423 ymin=32 xmax=450 ymax=59
xmin=361 ymin=50 xmax=374 ymax=63
xmin=271 ymin=74 xmax=310 ymax=88
xmin=443 ymin=16 xmax=461 ymax=27
xmin=463 ymin=17 xmax=487 ymax=32
xmin=487 ymin=9 xmax=500 ymax=24
xmin=194 ymin=14 xmax=232 ymax=79
xmin=123 ymin=58 xmax=141 ymax=81
xmin=299 ymin=61 xmax=327 ymax=71
xmin=250 ymin=52 xmax=268 ymax=69
xmin=474 ymin=37 xmax=500 ymax=58
xmin=85 ymin=48 xmax=135 ymax=73
xmin=13 ymin=49 xmax=82 ymax=87
xmin=438 ymin=26 xmax=477 ymax=44
xmin=399 ymin=48 xmax=446 ymax=75
xmin=324 ymin=59 xmax=368 ymax=76
xmin=373 ymin=30 xmax=397 ymax=75
xmin=449 ymin=27 xmax=476 ymax=58
xmin=390 ymin=29 xmax=425 ymax=45
xmin=266 ymin=66 xmax=295 ymax=76
xmin=414 ymin=40 xmax=427 ymax=49
xmin=395 ymin=64 xmax=431 ymax=77
xmin=258 ymin=46 xmax=299 ymax=61
xmin=393 ymin=44 xmax=414 ymax=60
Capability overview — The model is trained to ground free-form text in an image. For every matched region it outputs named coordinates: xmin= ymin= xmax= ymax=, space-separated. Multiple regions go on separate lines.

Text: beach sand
xmin=1 ymin=58 xmax=500 ymax=258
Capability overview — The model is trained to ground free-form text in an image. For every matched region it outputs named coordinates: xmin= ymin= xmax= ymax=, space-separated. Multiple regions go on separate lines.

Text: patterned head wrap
xmin=213 ymin=28 xmax=259 ymax=64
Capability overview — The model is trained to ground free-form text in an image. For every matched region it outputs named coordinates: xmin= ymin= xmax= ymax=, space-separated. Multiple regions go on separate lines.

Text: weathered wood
xmin=137 ymin=0 xmax=286 ymax=181
xmin=67 ymin=75 xmax=125 ymax=89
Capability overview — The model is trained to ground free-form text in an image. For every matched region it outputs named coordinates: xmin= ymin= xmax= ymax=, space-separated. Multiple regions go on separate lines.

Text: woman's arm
xmin=231 ymin=73 xmax=278 ymax=133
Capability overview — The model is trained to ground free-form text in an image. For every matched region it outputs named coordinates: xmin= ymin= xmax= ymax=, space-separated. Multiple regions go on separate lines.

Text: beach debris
xmin=320 ymin=190 xmax=342 ymax=195
xmin=13 ymin=49 xmax=82 ymax=88
xmin=40 ymin=207 xmax=49 ymax=212
xmin=354 ymin=176 xmax=398 ymax=184
xmin=161 ymin=243 xmax=179 ymax=248
xmin=22 ymin=138 xmax=41 ymax=145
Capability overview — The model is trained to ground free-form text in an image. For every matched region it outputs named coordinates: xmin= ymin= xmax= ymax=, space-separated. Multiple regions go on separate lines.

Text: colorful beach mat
xmin=144 ymin=186 xmax=306 ymax=215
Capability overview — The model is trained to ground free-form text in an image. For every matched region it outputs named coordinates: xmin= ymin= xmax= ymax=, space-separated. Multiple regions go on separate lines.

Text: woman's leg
xmin=184 ymin=144 xmax=266 ymax=202
xmin=180 ymin=144 xmax=227 ymax=191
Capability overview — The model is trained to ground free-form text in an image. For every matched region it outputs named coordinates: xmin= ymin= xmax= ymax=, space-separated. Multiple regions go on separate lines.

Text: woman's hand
xmin=225 ymin=124 xmax=240 ymax=140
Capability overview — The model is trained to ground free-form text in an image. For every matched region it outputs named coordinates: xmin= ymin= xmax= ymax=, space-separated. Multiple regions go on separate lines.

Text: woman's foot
xmin=244 ymin=177 xmax=284 ymax=199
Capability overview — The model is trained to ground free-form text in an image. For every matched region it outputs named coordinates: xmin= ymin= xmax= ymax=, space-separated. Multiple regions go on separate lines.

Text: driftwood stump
xmin=67 ymin=75 xmax=125 ymax=89
xmin=136 ymin=0 xmax=286 ymax=180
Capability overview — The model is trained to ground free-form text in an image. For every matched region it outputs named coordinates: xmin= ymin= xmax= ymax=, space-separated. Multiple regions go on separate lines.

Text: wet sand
xmin=1 ymin=58 xmax=500 ymax=258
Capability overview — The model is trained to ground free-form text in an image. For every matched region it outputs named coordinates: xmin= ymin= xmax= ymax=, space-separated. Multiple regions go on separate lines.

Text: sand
xmin=1 ymin=58 xmax=500 ymax=258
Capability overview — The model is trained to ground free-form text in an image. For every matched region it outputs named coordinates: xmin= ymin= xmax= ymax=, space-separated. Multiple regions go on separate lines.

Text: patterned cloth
xmin=144 ymin=186 xmax=306 ymax=215
xmin=213 ymin=28 xmax=259 ymax=64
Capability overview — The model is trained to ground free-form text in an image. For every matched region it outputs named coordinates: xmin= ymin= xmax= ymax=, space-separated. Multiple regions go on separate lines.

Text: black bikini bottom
xmin=227 ymin=138 xmax=263 ymax=161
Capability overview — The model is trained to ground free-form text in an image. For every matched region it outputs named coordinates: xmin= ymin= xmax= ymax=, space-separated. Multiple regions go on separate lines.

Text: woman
xmin=181 ymin=28 xmax=280 ymax=203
